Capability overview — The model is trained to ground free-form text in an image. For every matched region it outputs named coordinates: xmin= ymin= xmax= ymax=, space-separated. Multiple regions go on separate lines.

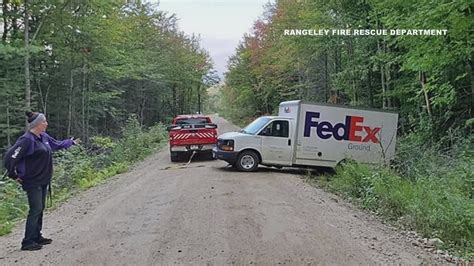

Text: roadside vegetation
xmin=0 ymin=116 xmax=167 ymax=236
xmin=310 ymin=130 xmax=473 ymax=257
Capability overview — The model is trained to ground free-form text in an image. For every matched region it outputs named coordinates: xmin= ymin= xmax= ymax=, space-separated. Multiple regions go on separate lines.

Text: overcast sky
xmin=153 ymin=0 xmax=272 ymax=78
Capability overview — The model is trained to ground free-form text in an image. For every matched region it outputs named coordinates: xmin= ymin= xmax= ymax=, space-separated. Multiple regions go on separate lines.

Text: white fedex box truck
xmin=213 ymin=100 xmax=399 ymax=171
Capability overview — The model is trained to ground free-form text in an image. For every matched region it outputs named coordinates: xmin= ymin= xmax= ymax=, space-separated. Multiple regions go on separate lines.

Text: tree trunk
xmin=332 ymin=42 xmax=341 ymax=103
xmin=297 ymin=60 xmax=304 ymax=99
xmin=67 ymin=68 xmax=74 ymax=136
xmin=24 ymin=0 xmax=31 ymax=116
xmin=348 ymin=38 xmax=357 ymax=104
xmin=324 ymin=51 xmax=329 ymax=101
xmin=386 ymin=63 xmax=391 ymax=108
xmin=82 ymin=62 xmax=87 ymax=140
xmin=140 ymin=89 xmax=146 ymax=126
xmin=420 ymin=71 xmax=432 ymax=119
xmin=37 ymin=78 xmax=44 ymax=112
xmin=2 ymin=0 xmax=9 ymax=42
xmin=470 ymin=57 xmax=474 ymax=117
xmin=367 ymin=67 xmax=374 ymax=107
xmin=172 ymin=84 xmax=177 ymax=117
xmin=380 ymin=64 xmax=386 ymax=109
xmin=6 ymin=95 xmax=11 ymax=146
xmin=377 ymin=38 xmax=386 ymax=109
xmin=86 ymin=79 xmax=90 ymax=144
xmin=197 ymin=83 xmax=201 ymax=114
xmin=180 ymin=87 xmax=185 ymax=114
xmin=12 ymin=5 xmax=18 ymax=38
xmin=43 ymin=83 xmax=50 ymax=115
xmin=31 ymin=13 xmax=46 ymax=42
xmin=386 ymin=46 xmax=392 ymax=108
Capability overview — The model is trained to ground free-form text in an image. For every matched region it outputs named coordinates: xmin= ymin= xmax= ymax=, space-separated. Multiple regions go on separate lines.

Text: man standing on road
xmin=3 ymin=111 xmax=80 ymax=251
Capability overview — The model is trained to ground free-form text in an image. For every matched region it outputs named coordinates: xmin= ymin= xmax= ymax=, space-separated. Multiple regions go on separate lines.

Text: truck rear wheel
xmin=170 ymin=151 xmax=180 ymax=162
xmin=236 ymin=150 xmax=259 ymax=172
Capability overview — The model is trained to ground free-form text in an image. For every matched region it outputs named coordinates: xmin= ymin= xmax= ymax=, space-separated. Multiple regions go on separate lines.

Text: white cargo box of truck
xmin=279 ymin=100 xmax=398 ymax=167
xmin=213 ymin=100 xmax=398 ymax=171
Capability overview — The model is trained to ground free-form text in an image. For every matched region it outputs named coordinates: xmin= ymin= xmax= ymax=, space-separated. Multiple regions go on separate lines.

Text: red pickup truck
xmin=167 ymin=115 xmax=218 ymax=162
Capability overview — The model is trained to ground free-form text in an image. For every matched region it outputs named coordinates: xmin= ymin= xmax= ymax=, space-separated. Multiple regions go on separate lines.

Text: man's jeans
xmin=22 ymin=185 xmax=48 ymax=246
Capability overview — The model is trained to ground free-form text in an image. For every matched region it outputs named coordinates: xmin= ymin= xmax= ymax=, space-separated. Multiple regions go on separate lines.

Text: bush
xmin=316 ymin=132 xmax=474 ymax=257
xmin=0 ymin=117 xmax=167 ymax=236
xmin=110 ymin=115 xmax=166 ymax=164
xmin=0 ymin=181 xmax=28 ymax=235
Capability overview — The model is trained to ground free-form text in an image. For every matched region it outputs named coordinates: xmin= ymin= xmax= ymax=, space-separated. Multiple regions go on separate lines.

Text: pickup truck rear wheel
xmin=236 ymin=150 xmax=259 ymax=172
xmin=170 ymin=151 xmax=180 ymax=162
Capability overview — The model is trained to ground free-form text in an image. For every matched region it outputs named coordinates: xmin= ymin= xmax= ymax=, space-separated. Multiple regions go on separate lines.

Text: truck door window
xmin=259 ymin=121 xmax=289 ymax=138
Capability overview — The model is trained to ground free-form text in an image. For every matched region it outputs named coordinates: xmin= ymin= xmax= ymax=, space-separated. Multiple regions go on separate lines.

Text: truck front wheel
xmin=236 ymin=150 xmax=259 ymax=172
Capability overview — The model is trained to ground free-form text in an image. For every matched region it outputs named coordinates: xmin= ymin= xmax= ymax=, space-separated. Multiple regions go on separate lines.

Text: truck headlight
xmin=218 ymin=139 xmax=234 ymax=151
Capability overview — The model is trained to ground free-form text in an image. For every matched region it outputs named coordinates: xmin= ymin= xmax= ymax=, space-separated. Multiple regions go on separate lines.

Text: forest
xmin=219 ymin=0 xmax=473 ymax=257
xmin=0 ymin=0 xmax=215 ymax=149
xmin=222 ymin=0 xmax=473 ymax=132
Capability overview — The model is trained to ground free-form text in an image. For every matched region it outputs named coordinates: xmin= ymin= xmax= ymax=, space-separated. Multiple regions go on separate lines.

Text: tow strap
xmin=162 ymin=151 xmax=204 ymax=170
xmin=185 ymin=151 xmax=197 ymax=166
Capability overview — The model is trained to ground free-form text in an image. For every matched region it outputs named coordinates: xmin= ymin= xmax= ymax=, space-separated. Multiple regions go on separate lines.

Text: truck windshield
xmin=240 ymin=117 xmax=271 ymax=135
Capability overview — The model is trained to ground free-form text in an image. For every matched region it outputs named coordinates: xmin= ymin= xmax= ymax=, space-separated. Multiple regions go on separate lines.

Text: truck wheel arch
xmin=239 ymin=148 xmax=262 ymax=163
xmin=235 ymin=149 xmax=261 ymax=172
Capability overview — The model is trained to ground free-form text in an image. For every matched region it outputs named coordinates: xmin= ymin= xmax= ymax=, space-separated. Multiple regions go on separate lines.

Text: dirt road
xmin=0 ymin=115 xmax=437 ymax=264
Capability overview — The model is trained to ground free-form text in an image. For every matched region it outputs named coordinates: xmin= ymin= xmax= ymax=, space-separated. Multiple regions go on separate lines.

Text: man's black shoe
xmin=37 ymin=236 xmax=53 ymax=245
xmin=21 ymin=242 xmax=42 ymax=251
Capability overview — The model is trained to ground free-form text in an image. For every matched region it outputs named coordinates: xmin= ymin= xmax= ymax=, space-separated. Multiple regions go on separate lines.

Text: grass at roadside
xmin=0 ymin=116 xmax=167 ymax=236
xmin=308 ymin=134 xmax=473 ymax=258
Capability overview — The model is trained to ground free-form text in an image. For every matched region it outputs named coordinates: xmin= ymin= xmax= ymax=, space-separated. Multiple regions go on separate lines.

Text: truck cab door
xmin=258 ymin=120 xmax=293 ymax=166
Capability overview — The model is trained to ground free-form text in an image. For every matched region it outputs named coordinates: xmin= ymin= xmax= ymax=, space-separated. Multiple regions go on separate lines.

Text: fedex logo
xmin=303 ymin=112 xmax=380 ymax=143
